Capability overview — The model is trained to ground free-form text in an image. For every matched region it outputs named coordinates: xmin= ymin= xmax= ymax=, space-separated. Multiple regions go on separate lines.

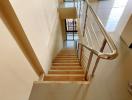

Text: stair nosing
xmin=49 ymin=70 xmax=84 ymax=71
xmin=45 ymin=74 xmax=85 ymax=76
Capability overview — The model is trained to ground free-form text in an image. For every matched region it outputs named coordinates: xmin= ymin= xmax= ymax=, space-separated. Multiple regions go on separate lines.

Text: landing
xmin=29 ymin=81 xmax=89 ymax=100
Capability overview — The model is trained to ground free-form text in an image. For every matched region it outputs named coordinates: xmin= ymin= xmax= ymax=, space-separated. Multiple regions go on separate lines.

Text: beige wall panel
xmin=0 ymin=19 xmax=38 ymax=100
xmin=121 ymin=15 xmax=132 ymax=46
xmin=10 ymin=0 xmax=63 ymax=73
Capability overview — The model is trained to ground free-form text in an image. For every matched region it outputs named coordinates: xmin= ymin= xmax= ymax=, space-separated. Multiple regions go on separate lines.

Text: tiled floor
xmin=85 ymin=0 xmax=132 ymax=100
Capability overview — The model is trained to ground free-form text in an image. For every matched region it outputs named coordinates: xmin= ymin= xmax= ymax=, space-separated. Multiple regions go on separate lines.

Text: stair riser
xmin=53 ymin=61 xmax=79 ymax=63
xmin=48 ymin=71 xmax=84 ymax=74
xmin=57 ymin=54 xmax=77 ymax=56
xmin=57 ymin=53 xmax=76 ymax=55
xmin=51 ymin=67 xmax=83 ymax=70
xmin=54 ymin=58 xmax=78 ymax=60
xmin=52 ymin=64 xmax=80 ymax=66
xmin=55 ymin=57 xmax=78 ymax=59
xmin=44 ymin=76 xmax=85 ymax=81
xmin=56 ymin=56 xmax=77 ymax=58
xmin=46 ymin=48 xmax=85 ymax=81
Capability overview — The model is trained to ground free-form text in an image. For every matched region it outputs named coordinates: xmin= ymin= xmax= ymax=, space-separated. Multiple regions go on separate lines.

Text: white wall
xmin=0 ymin=0 xmax=63 ymax=100
xmin=0 ymin=19 xmax=38 ymax=100
xmin=115 ymin=0 xmax=132 ymax=36
xmin=10 ymin=0 xmax=63 ymax=73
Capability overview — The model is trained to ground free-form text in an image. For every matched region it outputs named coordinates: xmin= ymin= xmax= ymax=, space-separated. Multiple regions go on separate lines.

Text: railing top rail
xmin=78 ymin=0 xmax=118 ymax=60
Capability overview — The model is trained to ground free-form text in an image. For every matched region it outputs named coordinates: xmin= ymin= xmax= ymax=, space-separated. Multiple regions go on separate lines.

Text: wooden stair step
xmin=41 ymin=81 xmax=89 ymax=84
xmin=60 ymin=50 xmax=76 ymax=51
xmin=61 ymin=49 xmax=76 ymax=51
xmin=61 ymin=50 xmax=76 ymax=51
xmin=56 ymin=57 xmax=77 ymax=58
xmin=55 ymin=57 xmax=78 ymax=59
xmin=58 ymin=52 xmax=77 ymax=55
xmin=53 ymin=61 xmax=79 ymax=64
xmin=57 ymin=53 xmax=77 ymax=56
xmin=52 ymin=63 xmax=80 ymax=66
xmin=53 ymin=60 xmax=79 ymax=63
xmin=54 ymin=59 xmax=79 ymax=61
xmin=59 ymin=52 xmax=76 ymax=54
xmin=45 ymin=48 xmax=86 ymax=81
xmin=63 ymin=48 xmax=75 ymax=49
xmin=56 ymin=55 xmax=77 ymax=57
xmin=58 ymin=52 xmax=76 ymax=54
xmin=48 ymin=70 xmax=84 ymax=74
xmin=51 ymin=66 xmax=83 ymax=70
xmin=60 ymin=51 xmax=76 ymax=52
xmin=54 ymin=57 xmax=79 ymax=60
xmin=44 ymin=74 xmax=85 ymax=81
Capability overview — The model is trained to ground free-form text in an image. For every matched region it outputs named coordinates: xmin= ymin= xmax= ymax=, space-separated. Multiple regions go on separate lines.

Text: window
xmin=66 ymin=19 xmax=77 ymax=32
xmin=64 ymin=0 xmax=74 ymax=2
xmin=65 ymin=19 xmax=78 ymax=41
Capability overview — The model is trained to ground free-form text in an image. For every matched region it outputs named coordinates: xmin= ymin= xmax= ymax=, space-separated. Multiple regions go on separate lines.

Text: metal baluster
xmin=91 ymin=39 xmax=107 ymax=77
xmin=83 ymin=3 xmax=88 ymax=36
xmin=85 ymin=51 xmax=93 ymax=80
xmin=79 ymin=0 xmax=82 ymax=17
xmin=73 ymin=0 xmax=75 ymax=7
xmin=79 ymin=44 xmax=83 ymax=66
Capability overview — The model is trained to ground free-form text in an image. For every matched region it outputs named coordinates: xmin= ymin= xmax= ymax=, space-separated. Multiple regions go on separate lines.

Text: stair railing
xmin=76 ymin=0 xmax=118 ymax=81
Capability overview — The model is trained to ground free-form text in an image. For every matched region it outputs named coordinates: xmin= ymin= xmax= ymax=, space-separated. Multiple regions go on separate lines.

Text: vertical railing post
xmin=79 ymin=44 xmax=83 ymax=66
xmin=85 ymin=51 xmax=93 ymax=80
xmin=77 ymin=43 xmax=80 ymax=58
xmin=79 ymin=0 xmax=82 ymax=17
xmin=91 ymin=39 xmax=107 ymax=77
xmin=73 ymin=0 xmax=75 ymax=7
xmin=83 ymin=2 xmax=88 ymax=36
xmin=74 ymin=40 xmax=78 ymax=49
xmin=77 ymin=0 xmax=78 ymax=10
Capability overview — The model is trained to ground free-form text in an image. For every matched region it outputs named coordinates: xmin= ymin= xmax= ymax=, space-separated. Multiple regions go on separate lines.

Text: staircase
xmin=29 ymin=1 xmax=118 ymax=100
xmin=44 ymin=48 xmax=85 ymax=81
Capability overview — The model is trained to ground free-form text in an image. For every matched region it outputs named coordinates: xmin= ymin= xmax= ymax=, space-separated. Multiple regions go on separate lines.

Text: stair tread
xmin=48 ymin=70 xmax=84 ymax=74
xmin=52 ymin=63 xmax=80 ymax=66
xmin=49 ymin=69 xmax=84 ymax=71
xmin=40 ymin=81 xmax=89 ymax=84
xmin=45 ymin=74 xmax=85 ymax=76
xmin=45 ymin=48 xmax=86 ymax=81
xmin=51 ymin=66 xmax=82 ymax=68
xmin=53 ymin=61 xmax=79 ymax=63
xmin=55 ymin=57 xmax=79 ymax=60
xmin=57 ymin=54 xmax=77 ymax=55
xmin=51 ymin=67 xmax=83 ymax=70
xmin=56 ymin=56 xmax=77 ymax=58
xmin=44 ymin=74 xmax=85 ymax=81
xmin=53 ymin=59 xmax=79 ymax=60
xmin=53 ymin=62 xmax=80 ymax=64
